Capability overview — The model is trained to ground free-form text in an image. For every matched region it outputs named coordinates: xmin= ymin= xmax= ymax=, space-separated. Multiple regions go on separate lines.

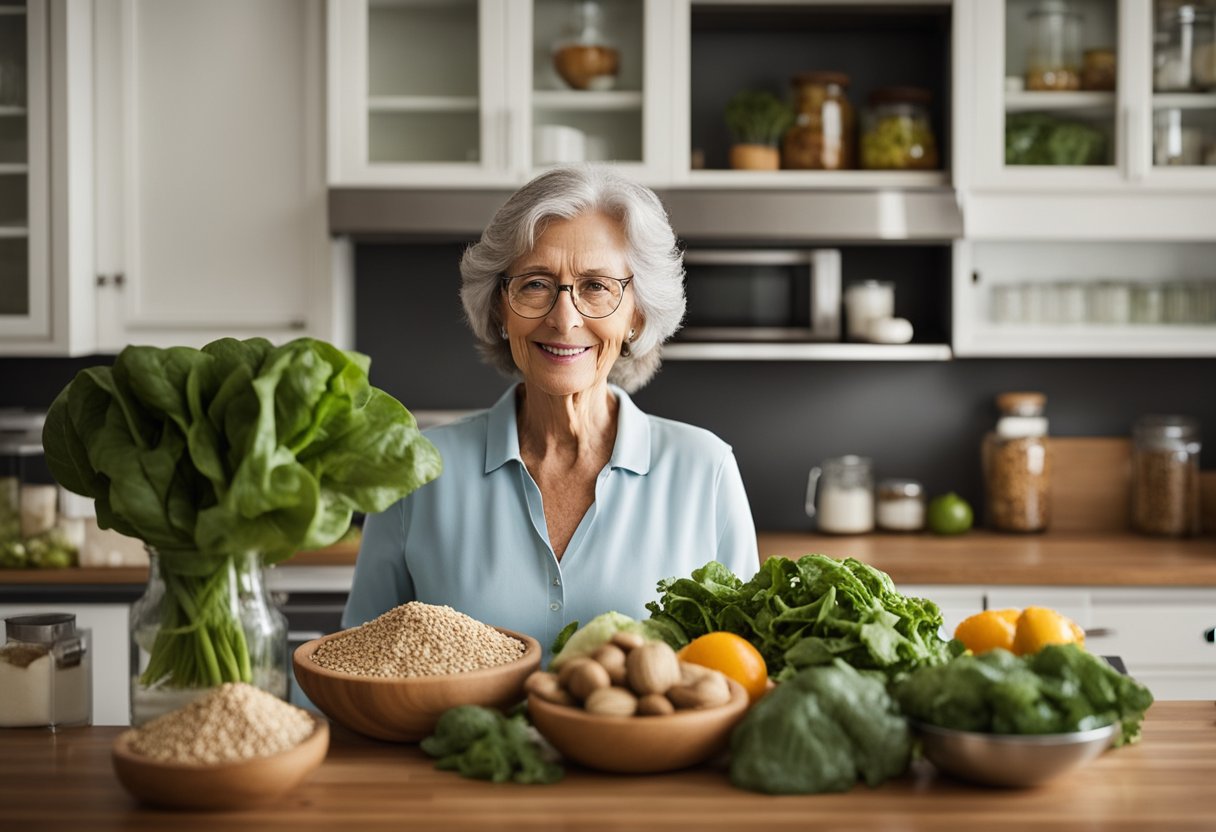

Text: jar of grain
xmin=982 ymin=392 xmax=1051 ymax=533
xmin=0 ymin=613 xmax=91 ymax=729
xmin=1131 ymin=415 xmax=1201 ymax=537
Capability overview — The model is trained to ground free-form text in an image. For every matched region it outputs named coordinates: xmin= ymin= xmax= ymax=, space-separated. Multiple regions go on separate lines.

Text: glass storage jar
xmin=1080 ymin=48 xmax=1117 ymax=91
xmin=1026 ymin=0 xmax=1082 ymax=91
xmin=783 ymin=71 xmax=854 ymax=170
xmin=0 ymin=613 xmax=91 ymax=729
xmin=1154 ymin=108 xmax=1204 ymax=165
xmin=844 ymin=280 xmax=895 ymax=341
xmin=876 ymin=479 xmax=925 ymax=532
xmin=860 ymin=86 xmax=938 ymax=170
xmin=982 ymin=392 xmax=1051 ymax=533
xmin=551 ymin=0 xmax=620 ymax=91
xmin=1156 ymin=4 xmax=1201 ymax=91
xmin=1131 ymin=415 xmax=1201 ymax=537
xmin=806 ymin=455 xmax=873 ymax=534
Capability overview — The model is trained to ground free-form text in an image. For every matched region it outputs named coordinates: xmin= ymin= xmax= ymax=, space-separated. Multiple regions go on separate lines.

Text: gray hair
xmin=459 ymin=165 xmax=686 ymax=392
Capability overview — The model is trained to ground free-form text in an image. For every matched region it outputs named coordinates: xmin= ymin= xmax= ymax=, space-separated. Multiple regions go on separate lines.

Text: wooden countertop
xmin=2 ymin=533 xmax=1214 ymax=588
xmin=0 ymin=701 xmax=1212 ymax=831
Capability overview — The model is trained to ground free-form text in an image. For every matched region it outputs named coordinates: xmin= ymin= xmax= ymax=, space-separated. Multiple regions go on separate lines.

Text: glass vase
xmin=129 ymin=548 xmax=287 ymax=726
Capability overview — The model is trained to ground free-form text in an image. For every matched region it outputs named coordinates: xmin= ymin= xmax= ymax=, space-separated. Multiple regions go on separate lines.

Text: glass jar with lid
xmin=982 ymin=392 xmax=1051 ymax=533
xmin=782 ymin=71 xmax=854 ymax=170
xmin=1025 ymin=0 xmax=1082 ymax=91
xmin=1080 ymin=48 xmax=1117 ymax=91
xmin=0 ymin=613 xmax=92 ymax=729
xmin=1131 ymin=415 xmax=1201 ymax=537
xmin=876 ymin=479 xmax=925 ymax=532
xmin=860 ymin=86 xmax=939 ymax=170
xmin=551 ymin=0 xmax=620 ymax=91
xmin=805 ymin=455 xmax=873 ymax=534
xmin=1155 ymin=3 xmax=1204 ymax=91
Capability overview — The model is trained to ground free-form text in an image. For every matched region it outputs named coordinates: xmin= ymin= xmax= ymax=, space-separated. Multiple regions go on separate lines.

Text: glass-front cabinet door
xmin=1144 ymin=0 xmax=1216 ymax=185
xmin=328 ymin=0 xmax=519 ymax=186
xmin=0 ymin=0 xmax=49 ymax=340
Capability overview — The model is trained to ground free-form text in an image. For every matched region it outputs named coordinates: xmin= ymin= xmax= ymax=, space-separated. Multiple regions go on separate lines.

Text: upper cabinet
xmin=327 ymin=0 xmax=672 ymax=187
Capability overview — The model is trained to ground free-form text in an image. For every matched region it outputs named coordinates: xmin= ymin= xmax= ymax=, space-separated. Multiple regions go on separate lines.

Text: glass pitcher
xmin=805 ymin=455 xmax=874 ymax=534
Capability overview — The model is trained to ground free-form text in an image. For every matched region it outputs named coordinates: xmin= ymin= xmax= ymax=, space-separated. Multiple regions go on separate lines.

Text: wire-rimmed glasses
xmin=500 ymin=273 xmax=633 ymax=319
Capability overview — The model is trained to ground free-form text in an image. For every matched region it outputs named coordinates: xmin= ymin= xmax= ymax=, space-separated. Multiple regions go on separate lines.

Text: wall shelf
xmin=683 ymin=170 xmax=949 ymax=190
xmin=662 ymin=342 xmax=952 ymax=361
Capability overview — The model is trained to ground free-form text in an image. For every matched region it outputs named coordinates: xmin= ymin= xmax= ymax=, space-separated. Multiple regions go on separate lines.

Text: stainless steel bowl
xmin=913 ymin=721 xmax=1118 ymax=787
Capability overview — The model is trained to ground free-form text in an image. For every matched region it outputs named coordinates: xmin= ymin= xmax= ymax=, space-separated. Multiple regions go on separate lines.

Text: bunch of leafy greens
xmin=421 ymin=705 xmax=563 ymax=785
xmin=1005 ymin=112 xmax=1106 ymax=165
xmin=42 ymin=337 xmax=442 ymax=689
xmin=896 ymin=644 xmax=1154 ymax=746
xmin=730 ymin=660 xmax=911 ymax=794
xmin=646 ymin=555 xmax=958 ymax=680
xmin=724 ymin=90 xmax=795 ymax=146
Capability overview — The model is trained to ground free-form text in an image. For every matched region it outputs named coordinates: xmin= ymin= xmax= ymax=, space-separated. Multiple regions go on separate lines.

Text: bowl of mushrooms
xmin=525 ymin=633 xmax=750 ymax=773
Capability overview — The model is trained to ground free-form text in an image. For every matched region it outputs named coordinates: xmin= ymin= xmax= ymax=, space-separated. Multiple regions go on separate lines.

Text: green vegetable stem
xmin=44 ymin=337 xmax=443 ymax=690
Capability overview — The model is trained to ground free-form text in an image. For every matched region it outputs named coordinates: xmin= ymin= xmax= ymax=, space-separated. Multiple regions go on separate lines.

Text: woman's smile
xmin=535 ymin=341 xmax=594 ymax=361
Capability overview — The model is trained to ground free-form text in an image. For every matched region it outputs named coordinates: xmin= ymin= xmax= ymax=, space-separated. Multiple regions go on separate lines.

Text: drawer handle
xmin=1084 ymin=628 xmax=1114 ymax=638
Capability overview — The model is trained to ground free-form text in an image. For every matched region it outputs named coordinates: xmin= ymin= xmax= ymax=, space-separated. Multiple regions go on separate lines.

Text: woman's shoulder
xmin=644 ymin=413 xmax=734 ymax=462
xmin=420 ymin=410 xmax=490 ymax=457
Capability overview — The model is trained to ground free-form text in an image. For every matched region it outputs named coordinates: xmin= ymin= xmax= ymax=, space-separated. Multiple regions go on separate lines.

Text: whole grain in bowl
xmin=312 ymin=601 xmax=526 ymax=677
xmin=124 ymin=682 xmax=315 ymax=765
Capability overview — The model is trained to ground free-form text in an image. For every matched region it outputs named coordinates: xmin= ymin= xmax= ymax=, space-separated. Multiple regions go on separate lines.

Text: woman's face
xmin=501 ymin=211 xmax=640 ymax=398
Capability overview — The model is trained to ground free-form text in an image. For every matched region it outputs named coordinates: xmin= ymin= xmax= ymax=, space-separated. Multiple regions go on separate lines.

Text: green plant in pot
xmin=42 ymin=337 xmax=443 ymax=724
xmin=724 ymin=90 xmax=794 ymax=170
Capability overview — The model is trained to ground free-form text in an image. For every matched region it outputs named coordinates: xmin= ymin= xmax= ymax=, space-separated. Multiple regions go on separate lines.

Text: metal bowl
xmin=913 ymin=721 xmax=1118 ymax=788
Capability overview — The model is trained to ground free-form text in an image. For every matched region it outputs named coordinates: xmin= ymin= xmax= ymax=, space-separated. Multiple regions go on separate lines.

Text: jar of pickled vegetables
xmin=860 ymin=87 xmax=939 ymax=170
xmin=782 ymin=71 xmax=854 ymax=170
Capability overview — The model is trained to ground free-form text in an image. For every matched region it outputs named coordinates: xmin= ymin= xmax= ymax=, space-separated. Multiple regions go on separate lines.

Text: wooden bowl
xmin=292 ymin=626 xmax=541 ymax=742
xmin=111 ymin=714 xmax=328 ymax=810
xmin=528 ymin=678 xmax=750 ymax=773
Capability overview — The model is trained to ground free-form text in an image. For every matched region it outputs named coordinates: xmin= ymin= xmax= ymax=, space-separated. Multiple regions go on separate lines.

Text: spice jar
xmin=551 ymin=0 xmax=620 ymax=91
xmin=876 ymin=479 xmax=925 ymax=532
xmin=0 ymin=613 xmax=92 ymax=729
xmin=1131 ymin=415 xmax=1201 ymax=537
xmin=1025 ymin=0 xmax=1082 ymax=91
xmin=982 ymin=392 xmax=1051 ymax=533
xmin=1080 ymin=48 xmax=1117 ymax=91
xmin=860 ymin=87 xmax=938 ymax=170
xmin=806 ymin=455 xmax=873 ymax=534
xmin=782 ymin=72 xmax=854 ymax=170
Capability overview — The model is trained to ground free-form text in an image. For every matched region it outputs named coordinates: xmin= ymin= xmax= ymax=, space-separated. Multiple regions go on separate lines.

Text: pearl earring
xmin=500 ymin=326 xmax=508 ymax=340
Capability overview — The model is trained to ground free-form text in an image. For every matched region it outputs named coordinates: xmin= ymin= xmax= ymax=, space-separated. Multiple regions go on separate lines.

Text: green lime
xmin=927 ymin=492 xmax=973 ymax=535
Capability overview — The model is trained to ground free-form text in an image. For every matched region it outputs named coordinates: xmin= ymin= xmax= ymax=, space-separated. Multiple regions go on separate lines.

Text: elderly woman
xmin=343 ymin=166 xmax=758 ymax=650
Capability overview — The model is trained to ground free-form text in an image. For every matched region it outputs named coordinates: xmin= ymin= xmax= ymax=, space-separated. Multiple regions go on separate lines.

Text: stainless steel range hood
xmin=328 ymin=186 xmax=964 ymax=242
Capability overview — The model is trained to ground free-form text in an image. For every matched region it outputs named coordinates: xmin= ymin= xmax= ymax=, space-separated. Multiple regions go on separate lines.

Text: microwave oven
xmin=679 ymin=249 xmax=841 ymax=341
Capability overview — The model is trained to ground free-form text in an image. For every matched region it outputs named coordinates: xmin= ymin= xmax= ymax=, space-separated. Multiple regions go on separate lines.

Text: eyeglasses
xmin=500 ymin=273 xmax=633 ymax=319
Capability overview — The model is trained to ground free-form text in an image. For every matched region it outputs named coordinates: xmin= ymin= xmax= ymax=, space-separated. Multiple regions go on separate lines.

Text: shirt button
xmin=552 ymin=577 xmax=561 ymax=587
xmin=549 ymin=602 xmax=561 ymax=611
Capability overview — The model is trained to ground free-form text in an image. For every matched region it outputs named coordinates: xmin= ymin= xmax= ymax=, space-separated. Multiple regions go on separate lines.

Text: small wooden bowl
xmin=528 ymin=678 xmax=750 ymax=774
xmin=111 ymin=714 xmax=329 ymax=810
xmin=292 ymin=627 xmax=541 ymax=742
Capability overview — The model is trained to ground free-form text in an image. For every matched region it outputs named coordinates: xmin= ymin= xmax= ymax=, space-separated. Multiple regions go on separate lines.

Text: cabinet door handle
xmin=1204 ymin=627 xmax=1214 ymax=644
xmin=1085 ymin=627 xmax=1114 ymax=638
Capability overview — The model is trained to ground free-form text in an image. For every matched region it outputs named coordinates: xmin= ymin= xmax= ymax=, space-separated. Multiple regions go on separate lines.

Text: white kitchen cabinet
xmin=89 ymin=0 xmax=343 ymax=353
xmin=0 ymin=601 xmax=131 ymax=726
xmin=952 ymin=239 xmax=1216 ymax=357
xmin=0 ymin=0 xmax=97 ymax=355
xmin=328 ymin=0 xmax=673 ymax=188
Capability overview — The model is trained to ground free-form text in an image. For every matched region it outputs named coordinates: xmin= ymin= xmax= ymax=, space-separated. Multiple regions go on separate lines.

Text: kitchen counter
xmin=0 ymin=701 xmax=1212 ymax=831
xmin=2 ymin=533 xmax=1214 ymax=589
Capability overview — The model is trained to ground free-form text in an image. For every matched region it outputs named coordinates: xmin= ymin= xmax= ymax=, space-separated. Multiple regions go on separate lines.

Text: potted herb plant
xmin=724 ymin=90 xmax=794 ymax=170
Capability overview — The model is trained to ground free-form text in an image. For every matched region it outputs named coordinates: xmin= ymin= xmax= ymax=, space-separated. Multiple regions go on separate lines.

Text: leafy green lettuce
xmin=896 ymin=644 xmax=1154 ymax=746
xmin=42 ymin=337 xmax=442 ymax=687
xmin=730 ymin=660 xmax=911 ymax=794
xmin=646 ymin=555 xmax=958 ymax=680
xmin=421 ymin=705 xmax=563 ymax=785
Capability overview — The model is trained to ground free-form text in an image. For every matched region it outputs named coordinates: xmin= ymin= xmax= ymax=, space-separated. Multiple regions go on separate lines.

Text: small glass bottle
xmin=982 ymin=392 xmax=1051 ymax=533
xmin=876 ymin=479 xmax=925 ymax=532
xmin=783 ymin=71 xmax=854 ymax=170
xmin=1025 ymin=0 xmax=1082 ymax=91
xmin=1131 ymin=415 xmax=1201 ymax=537
xmin=551 ymin=0 xmax=620 ymax=91
xmin=0 ymin=613 xmax=92 ymax=729
xmin=860 ymin=86 xmax=938 ymax=170
xmin=806 ymin=455 xmax=873 ymax=534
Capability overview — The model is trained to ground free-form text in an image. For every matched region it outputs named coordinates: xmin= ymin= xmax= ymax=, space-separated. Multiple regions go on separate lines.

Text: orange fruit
xmin=677 ymin=632 xmax=769 ymax=703
xmin=953 ymin=610 xmax=1017 ymax=654
xmin=1013 ymin=606 xmax=1084 ymax=656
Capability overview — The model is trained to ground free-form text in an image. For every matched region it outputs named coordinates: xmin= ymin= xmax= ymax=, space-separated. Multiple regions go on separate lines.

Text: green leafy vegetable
xmin=421 ymin=705 xmax=563 ymax=785
xmin=896 ymin=644 xmax=1154 ymax=746
xmin=1005 ymin=112 xmax=1107 ymax=165
xmin=43 ymin=337 xmax=442 ymax=689
xmin=725 ymin=90 xmax=795 ymax=146
xmin=730 ymin=660 xmax=911 ymax=794
xmin=646 ymin=555 xmax=958 ymax=680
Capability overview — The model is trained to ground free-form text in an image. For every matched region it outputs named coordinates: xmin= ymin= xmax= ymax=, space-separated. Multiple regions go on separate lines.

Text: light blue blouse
xmin=342 ymin=384 xmax=759 ymax=655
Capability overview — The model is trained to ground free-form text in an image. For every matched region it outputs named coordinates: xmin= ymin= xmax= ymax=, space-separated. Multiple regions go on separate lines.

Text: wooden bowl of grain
xmin=112 ymin=712 xmax=328 ymax=810
xmin=293 ymin=607 xmax=541 ymax=742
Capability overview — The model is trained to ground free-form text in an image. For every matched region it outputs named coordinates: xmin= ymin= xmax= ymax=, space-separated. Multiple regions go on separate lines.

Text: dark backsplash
xmin=3 ymin=241 xmax=1213 ymax=531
